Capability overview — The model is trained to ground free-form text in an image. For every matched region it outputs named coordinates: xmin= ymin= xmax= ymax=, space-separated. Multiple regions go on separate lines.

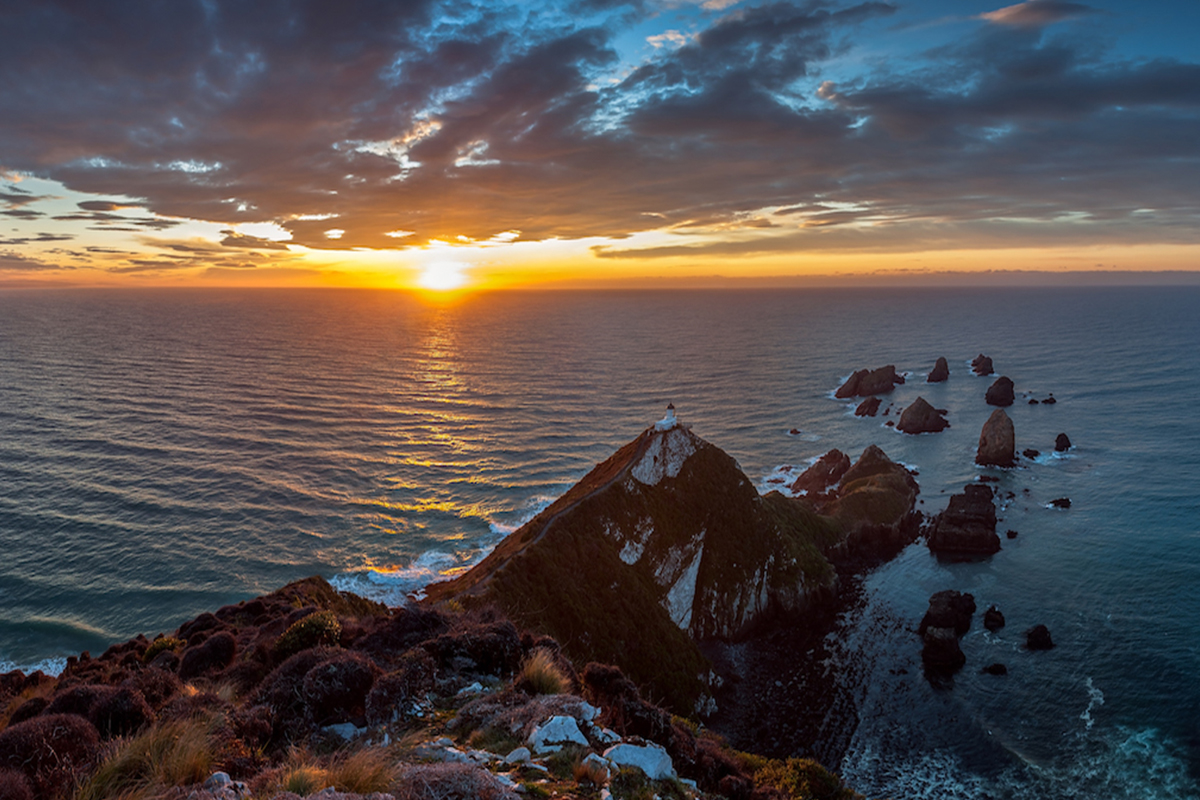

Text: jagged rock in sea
xmin=918 ymin=591 xmax=975 ymax=674
xmin=927 ymin=485 xmax=1000 ymax=557
xmin=1055 ymin=433 xmax=1072 ymax=452
xmin=896 ymin=396 xmax=950 ymax=434
xmin=1025 ymin=625 xmax=1055 ymax=650
xmin=788 ymin=449 xmax=851 ymax=499
xmin=928 ymin=356 xmax=950 ymax=382
xmin=835 ymin=365 xmax=905 ymax=398
xmin=971 ymin=354 xmax=994 ymax=376
xmin=985 ymin=376 xmax=1015 ymax=407
xmin=919 ymin=590 xmax=977 ymax=637
xmin=428 ymin=425 xmax=919 ymax=713
xmin=983 ymin=606 xmax=1006 ymax=631
xmin=1049 ymin=497 xmax=1071 ymax=509
xmin=1023 ymin=448 xmax=1040 ymax=460
xmin=977 ymin=408 xmax=1016 ymax=467
xmin=855 ymin=396 xmax=881 ymax=417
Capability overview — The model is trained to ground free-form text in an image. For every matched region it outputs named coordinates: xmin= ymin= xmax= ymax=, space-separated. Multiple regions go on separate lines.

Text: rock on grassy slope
xmin=427 ymin=425 xmax=919 ymax=715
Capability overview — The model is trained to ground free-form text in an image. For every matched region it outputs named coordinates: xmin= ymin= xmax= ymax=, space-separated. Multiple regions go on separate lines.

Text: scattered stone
xmin=1025 ymin=625 xmax=1055 ymax=650
xmin=977 ymin=409 xmax=1016 ymax=468
xmin=580 ymin=753 xmax=612 ymax=784
xmin=835 ymin=365 xmax=905 ymax=398
xmin=885 ymin=420 xmax=894 ymax=427
xmin=1028 ymin=398 xmax=1039 ymax=405
xmin=928 ymin=356 xmax=950 ymax=382
xmin=1055 ymin=433 xmax=1072 ymax=452
xmin=985 ymin=376 xmax=1015 ymax=407
xmin=855 ymin=397 xmax=882 ymax=417
xmin=928 ymin=485 xmax=1000 ymax=556
xmin=971 ymin=354 xmax=994 ymax=376
xmin=504 ymin=747 xmax=531 ymax=765
xmin=1006 ymin=529 xmax=1018 ymax=539
xmin=919 ymin=591 xmax=977 ymax=637
xmin=603 ymin=742 xmax=677 ymax=781
xmin=1042 ymin=395 xmax=1057 ymax=405
xmin=982 ymin=663 xmax=1008 ymax=676
xmin=789 ymin=428 xmax=801 ymax=435
xmin=530 ymin=716 xmax=589 ymax=754
xmin=1049 ymin=497 xmax=1071 ymax=509
xmin=897 ymin=396 xmax=950 ymax=434
xmin=1022 ymin=449 xmax=1040 ymax=460
xmin=983 ymin=606 xmax=1005 ymax=631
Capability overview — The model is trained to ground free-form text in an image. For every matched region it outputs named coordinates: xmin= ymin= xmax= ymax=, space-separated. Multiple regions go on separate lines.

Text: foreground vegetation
xmin=0 ymin=577 xmax=863 ymax=800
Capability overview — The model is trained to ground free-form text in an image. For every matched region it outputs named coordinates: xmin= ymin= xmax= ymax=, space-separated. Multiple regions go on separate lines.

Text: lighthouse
xmin=655 ymin=403 xmax=678 ymax=431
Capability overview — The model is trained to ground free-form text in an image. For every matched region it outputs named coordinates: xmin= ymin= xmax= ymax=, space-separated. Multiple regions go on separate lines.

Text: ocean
xmin=1 ymin=286 xmax=1198 ymax=797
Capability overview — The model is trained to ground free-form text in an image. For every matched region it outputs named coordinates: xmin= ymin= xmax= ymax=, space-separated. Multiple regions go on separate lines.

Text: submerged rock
xmin=985 ymin=376 xmax=1015 ymax=407
xmin=835 ymin=365 xmax=904 ymax=398
xmin=982 ymin=663 xmax=1008 ymax=675
xmin=896 ymin=396 xmax=949 ymax=434
xmin=971 ymin=354 xmax=994 ymax=376
xmin=927 ymin=356 xmax=950 ymax=383
xmin=977 ymin=409 xmax=1016 ymax=468
xmin=1022 ymin=449 xmax=1040 ymax=460
xmin=1055 ymin=433 xmax=1072 ymax=452
xmin=983 ymin=606 xmax=1005 ymax=631
xmin=928 ymin=485 xmax=1000 ymax=557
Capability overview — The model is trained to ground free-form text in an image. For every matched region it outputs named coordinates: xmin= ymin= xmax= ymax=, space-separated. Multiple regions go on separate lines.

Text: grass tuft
xmin=142 ymin=636 xmax=184 ymax=664
xmin=74 ymin=716 xmax=215 ymax=800
xmin=274 ymin=610 xmax=342 ymax=661
xmin=519 ymin=648 xmax=569 ymax=696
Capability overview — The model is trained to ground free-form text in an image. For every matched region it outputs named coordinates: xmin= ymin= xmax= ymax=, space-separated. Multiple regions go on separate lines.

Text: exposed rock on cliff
xmin=927 ymin=485 xmax=1000 ymax=557
xmin=427 ymin=425 xmax=859 ymax=713
xmin=985 ymin=376 xmax=1015 ymax=407
xmin=896 ymin=397 xmax=949 ymax=434
xmin=927 ymin=357 xmax=949 ymax=383
xmin=977 ymin=409 xmax=1016 ymax=467
xmin=971 ymin=354 xmax=994 ymax=376
xmin=835 ymin=365 xmax=904 ymax=398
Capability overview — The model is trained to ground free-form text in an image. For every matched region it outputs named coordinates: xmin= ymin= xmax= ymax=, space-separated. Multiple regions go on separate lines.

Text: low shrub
xmin=274 ymin=610 xmax=342 ymax=661
xmin=0 ymin=713 xmax=101 ymax=798
xmin=752 ymin=756 xmax=862 ymax=800
xmin=142 ymin=637 xmax=183 ymax=664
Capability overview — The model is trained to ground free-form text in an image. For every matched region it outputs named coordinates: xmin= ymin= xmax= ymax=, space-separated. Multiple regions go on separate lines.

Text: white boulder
xmin=602 ymin=742 xmax=677 ymax=781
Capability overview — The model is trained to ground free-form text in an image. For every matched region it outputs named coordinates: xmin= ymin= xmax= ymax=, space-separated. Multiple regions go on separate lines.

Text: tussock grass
xmin=519 ymin=648 xmax=569 ymax=696
xmin=141 ymin=636 xmax=183 ymax=664
xmin=74 ymin=716 xmax=215 ymax=800
xmin=265 ymin=746 xmax=398 ymax=797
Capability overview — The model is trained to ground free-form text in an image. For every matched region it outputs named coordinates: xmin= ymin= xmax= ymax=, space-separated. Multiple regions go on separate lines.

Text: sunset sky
xmin=2 ymin=0 xmax=1198 ymax=290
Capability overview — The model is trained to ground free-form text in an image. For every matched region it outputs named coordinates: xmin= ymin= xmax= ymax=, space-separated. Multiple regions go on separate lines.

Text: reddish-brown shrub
xmin=301 ymin=652 xmax=378 ymax=725
xmin=90 ymin=687 xmax=155 ymax=738
xmin=0 ymin=768 xmax=33 ymax=800
xmin=0 ymin=713 xmax=101 ymax=798
xmin=179 ymin=631 xmax=237 ymax=680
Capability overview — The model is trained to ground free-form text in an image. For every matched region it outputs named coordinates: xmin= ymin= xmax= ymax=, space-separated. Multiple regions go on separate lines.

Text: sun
xmin=418 ymin=261 xmax=469 ymax=291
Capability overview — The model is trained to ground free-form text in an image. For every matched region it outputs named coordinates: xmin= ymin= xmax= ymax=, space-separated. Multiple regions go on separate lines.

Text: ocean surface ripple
xmin=2 ymin=286 xmax=1198 ymax=796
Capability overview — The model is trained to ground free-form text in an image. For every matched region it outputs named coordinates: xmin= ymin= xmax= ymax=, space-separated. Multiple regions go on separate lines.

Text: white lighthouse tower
xmin=655 ymin=402 xmax=679 ymax=431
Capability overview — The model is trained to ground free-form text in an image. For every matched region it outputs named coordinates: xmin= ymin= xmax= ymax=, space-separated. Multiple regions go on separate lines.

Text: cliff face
xmin=426 ymin=425 xmax=846 ymax=713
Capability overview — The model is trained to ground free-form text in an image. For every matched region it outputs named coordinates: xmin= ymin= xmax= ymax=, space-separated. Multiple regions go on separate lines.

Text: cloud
xmin=979 ymin=1 xmax=1095 ymax=28
xmin=0 ymin=251 xmax=61 ymax=270
xmin=0 ymin=0 xmax=1195 ymax=266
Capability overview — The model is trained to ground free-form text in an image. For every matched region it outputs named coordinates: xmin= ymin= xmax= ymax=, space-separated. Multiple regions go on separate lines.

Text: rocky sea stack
xmin=985 ymin=376 xmax=1015 ymax=407
xmin=896 ymin=396 xmax=949 ymax=434
xmin=977 ymin=409 xmax=1016 ymax=467
xmin=835 ymin=365 xmax=904 ymax=398
xmin=927 ymin=356 xmax=950 ymax=383
xmin=927 ymin=485 xmax=1000 ymax=557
